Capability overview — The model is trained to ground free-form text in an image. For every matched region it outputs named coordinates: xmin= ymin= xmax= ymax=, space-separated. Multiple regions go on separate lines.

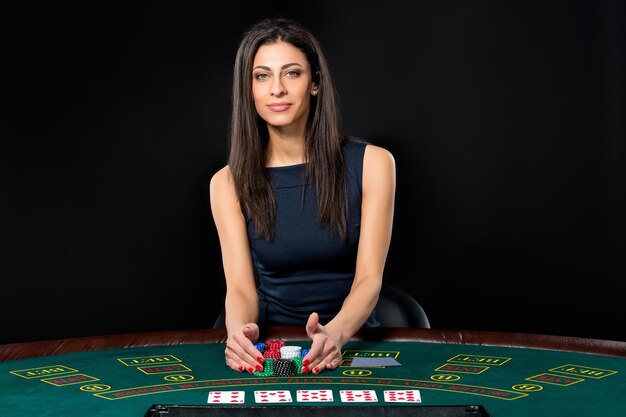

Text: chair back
xmin=375 ymin=283 xmax=430 ymax=328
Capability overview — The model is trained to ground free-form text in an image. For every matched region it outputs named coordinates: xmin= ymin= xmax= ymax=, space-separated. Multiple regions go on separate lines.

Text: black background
xmin=3 ymin=0 xmax=624 ymax=344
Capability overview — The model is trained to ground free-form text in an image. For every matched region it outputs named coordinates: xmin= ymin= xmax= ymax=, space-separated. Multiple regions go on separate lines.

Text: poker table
xmin=1 ymin=327 xmax=625 ymax=416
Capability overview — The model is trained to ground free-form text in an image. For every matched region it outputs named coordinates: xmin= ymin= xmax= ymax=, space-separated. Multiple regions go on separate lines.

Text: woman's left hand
xmin=302 ymin=312 xmax=344 ymax=374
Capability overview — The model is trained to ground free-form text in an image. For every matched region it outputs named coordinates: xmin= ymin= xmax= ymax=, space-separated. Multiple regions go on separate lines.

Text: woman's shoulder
xmin=209 ymin=165 xmax=234 ymax=192
xmin=361 ymin=141 xmax=395 ymax=175
xmin=343 ymin=137 xmax=394 ymax=164
xmin=362 ymin=143 xmax=395 ymax=192
xmin=365 ymin=143 xmax=394 ymax=162
xmin=209 ymin=165 xmax=241 ymax=213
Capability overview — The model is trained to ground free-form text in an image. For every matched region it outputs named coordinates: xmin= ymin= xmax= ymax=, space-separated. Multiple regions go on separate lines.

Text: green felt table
xmin=1 ymin=328 xmax=625 ymax=416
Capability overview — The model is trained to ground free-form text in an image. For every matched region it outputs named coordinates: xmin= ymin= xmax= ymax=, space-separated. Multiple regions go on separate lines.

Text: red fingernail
xmin=303 ymin=359 xmax=309 ymax=366
xmin=256 ymin=364 xmax=263 ymax=371
xmin=238 ymin=365 xmax=244 ymax=372
xmin=302 ymin=366 xmax=310 ymax=373
xmin=313 ymin=367 xmax=319 ymax=374
xmin=248 ymin=367 xmax=254 ymax=373
xmin=257 ymin=357 xmax=264 ymax=363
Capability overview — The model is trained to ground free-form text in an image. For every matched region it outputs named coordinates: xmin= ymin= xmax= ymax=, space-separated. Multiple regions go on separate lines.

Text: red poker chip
xmin=265 ymin=339 xmax=285 ymax=349
xmin=263 ymin=349 xmax=281 ymax=359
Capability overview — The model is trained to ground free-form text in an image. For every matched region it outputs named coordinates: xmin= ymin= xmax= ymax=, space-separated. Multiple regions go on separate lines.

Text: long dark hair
xmin=228 ymin=17 xmax=347 ymax=241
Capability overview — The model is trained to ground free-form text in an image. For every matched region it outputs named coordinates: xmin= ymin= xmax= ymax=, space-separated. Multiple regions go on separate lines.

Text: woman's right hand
xmin=224 ymin=323 xmax=264 ymax=373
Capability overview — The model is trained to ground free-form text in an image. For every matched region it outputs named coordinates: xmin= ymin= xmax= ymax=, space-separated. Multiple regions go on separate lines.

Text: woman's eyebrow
xmin=253 ymin=63 xmax=305 ymax=71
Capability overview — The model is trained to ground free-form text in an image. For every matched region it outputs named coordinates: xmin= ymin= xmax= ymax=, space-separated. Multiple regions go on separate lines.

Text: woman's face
xmin=252 ymin=41 xmax=317 ymax=134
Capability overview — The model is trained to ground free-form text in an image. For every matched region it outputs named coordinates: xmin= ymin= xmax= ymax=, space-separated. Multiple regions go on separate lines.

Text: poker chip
xmin=265 ymin=339 xmax=285 ymax=350
xmin=263 ymin=349 xmax=281 ymax=359
xmin=253 ymin=358 xmax=274 ymax=376
xmin=229 ymin=339 xmax=313 ymax=375
xmin=292 ymin=356 xmax=303 ymax=374
xmin=272 ymin=359 xmax=297 ymax=376
xmin=280 ymin=345 xmax=302 ymax=359
xmin=236 ymin=340 xmax=314 ymax=374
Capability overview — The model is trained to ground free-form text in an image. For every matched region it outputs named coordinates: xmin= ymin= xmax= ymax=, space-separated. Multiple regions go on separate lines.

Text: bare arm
xmin=304 ymin=144 xmax=396 ymax=372
xmin=328 ymin=144 xmax=395 ymax=341
xmin=209 ymin=166 xmax=264 ymax=373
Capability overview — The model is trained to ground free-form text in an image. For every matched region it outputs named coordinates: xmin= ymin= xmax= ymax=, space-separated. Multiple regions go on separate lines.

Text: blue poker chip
xmin=255 ymin=342 xmax=266 ymax=352
xmin=301 ymin=348 xmax=310 ymax=357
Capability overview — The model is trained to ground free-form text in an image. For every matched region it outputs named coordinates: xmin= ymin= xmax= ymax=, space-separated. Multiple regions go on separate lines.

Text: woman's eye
xmin=255 ymin=73 xmax=269 ymax=80
xmin=285 ymin=70 xmax=300 ymax=78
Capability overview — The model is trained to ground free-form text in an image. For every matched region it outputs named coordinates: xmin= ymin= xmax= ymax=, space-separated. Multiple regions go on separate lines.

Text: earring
xmin=311 ymin=89 xmax=318 ymax=96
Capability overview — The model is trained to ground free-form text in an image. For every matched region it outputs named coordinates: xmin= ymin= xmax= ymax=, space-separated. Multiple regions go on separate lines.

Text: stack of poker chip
xmin=252 ymin=340 xmax=309 ymax=376
xmin=272 ymin=358 xmax=297 ymax=376
xmin=262 ymin=339 xmax=284 ymax=359
xmin=253 ymin=358 xmax=274 ymax=376
xmin=280 ymin=345 xmax=301 ymax=359
xmin=280 ymin=345 xmax=303 ymax=375
xmin=262 ymin=348 xmax=281 ymax=359
xmin=265 ymin=339 xmax=285 ymax=350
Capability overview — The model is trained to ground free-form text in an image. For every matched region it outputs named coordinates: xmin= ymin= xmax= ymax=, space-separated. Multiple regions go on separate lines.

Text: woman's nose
xmin=270 ymin=78 xmax=286 ymax=97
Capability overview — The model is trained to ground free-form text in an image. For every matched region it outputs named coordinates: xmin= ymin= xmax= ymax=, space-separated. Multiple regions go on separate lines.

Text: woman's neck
xmin=266 ymin=131 xmax=305 ymax=167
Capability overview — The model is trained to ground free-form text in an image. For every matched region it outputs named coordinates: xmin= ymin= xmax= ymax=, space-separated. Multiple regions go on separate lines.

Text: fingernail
xmin=248 ymin=367 xmax=254 ymax=373
xmin=302 ymin=366 xmax=310 ymax=373
xmin=238 ymin=365 xmax=244 ymax=372
xmin=303 ymin=359 xmax=309 ymax=366
xmin=313 ymin=367 xmax=319 ymax=374
xmin=256 ymin=364 xmax=263 ymax=371
xmin=257 ymin=357 xmax=265 ymax=363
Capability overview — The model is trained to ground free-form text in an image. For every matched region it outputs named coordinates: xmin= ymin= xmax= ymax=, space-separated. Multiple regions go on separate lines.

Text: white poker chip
xmin=280 ymin=346 xmax=302 ymax=359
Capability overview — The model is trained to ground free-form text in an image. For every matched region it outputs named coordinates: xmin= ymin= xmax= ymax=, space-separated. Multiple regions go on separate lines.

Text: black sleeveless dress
xmin=246 ymin=138 xmax=380 ymax=327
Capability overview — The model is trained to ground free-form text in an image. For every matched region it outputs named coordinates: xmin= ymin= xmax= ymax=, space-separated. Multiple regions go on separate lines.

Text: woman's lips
xmin=267 ymin=103 xmax=291 ymax=112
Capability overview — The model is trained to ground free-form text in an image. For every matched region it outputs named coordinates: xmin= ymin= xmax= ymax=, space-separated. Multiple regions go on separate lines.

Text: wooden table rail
xmin=1 ymin=327 xmax=624 ymax=362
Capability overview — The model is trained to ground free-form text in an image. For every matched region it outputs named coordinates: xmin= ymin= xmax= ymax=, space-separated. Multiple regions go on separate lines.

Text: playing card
xmin=254 ymin=390 xmax=293 ymax=403
xmin=207 ymin=390 xmax=245 ymax=403
xmin=351 ymin=357 xmax=402 ymax=367
xmin=339 ymin=389 xmax=378 ymax=402
xmin=297 ymin=389 xmax=334 ymax=402
xmin=383 ymin=389 xmax=421 ymax=403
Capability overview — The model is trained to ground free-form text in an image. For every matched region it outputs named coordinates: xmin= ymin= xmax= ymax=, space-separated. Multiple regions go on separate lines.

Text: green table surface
xmin=1 ymin=340 xmax=624 ymax=416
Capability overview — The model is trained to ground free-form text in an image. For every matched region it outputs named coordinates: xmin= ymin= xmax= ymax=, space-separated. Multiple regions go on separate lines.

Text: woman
xmin=209 ymin=17 xmax=395 ymax=375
